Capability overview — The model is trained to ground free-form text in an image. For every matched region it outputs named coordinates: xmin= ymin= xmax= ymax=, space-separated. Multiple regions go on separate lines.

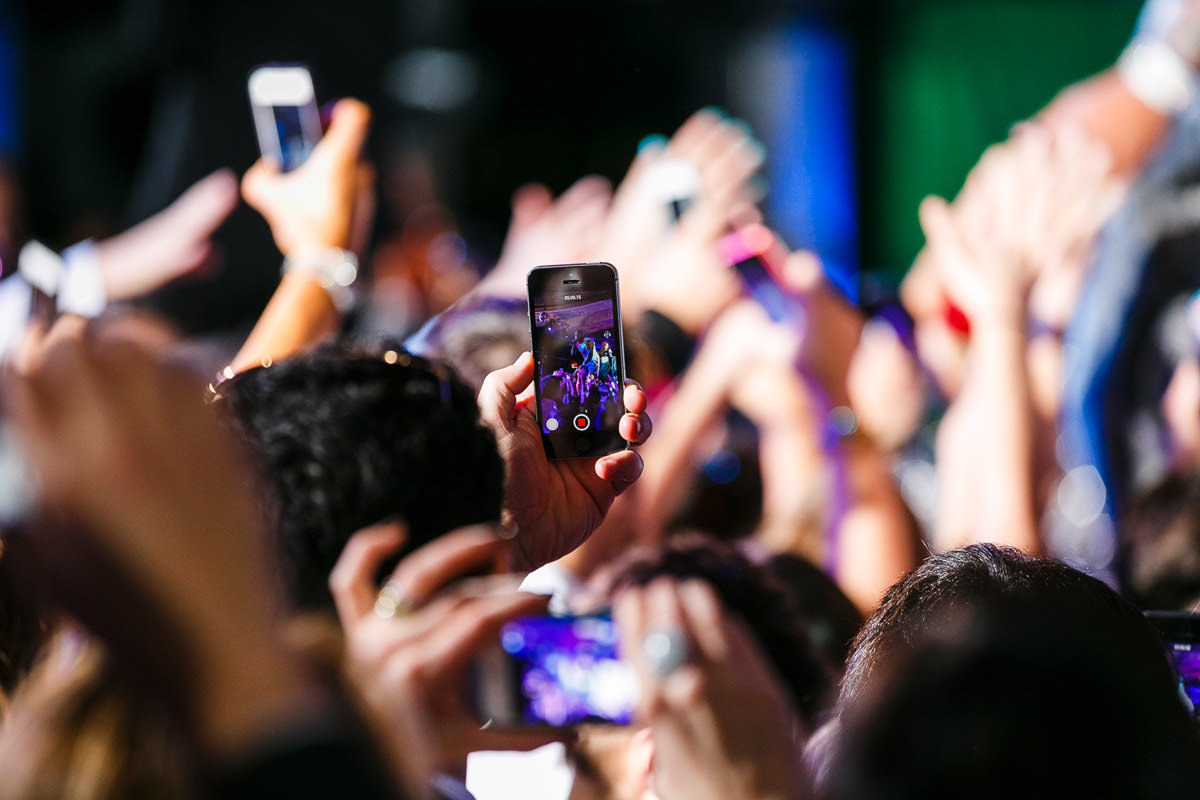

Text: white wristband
xmin=17 ymin=240 xmax=64 ymax=297
xmin=1117 ymin=38 xmax=1194 ymax=115
xmin=281 ymin=246 xmax=359 ymax=313
xmin=58 ymin=239 xmax=107 ymax=318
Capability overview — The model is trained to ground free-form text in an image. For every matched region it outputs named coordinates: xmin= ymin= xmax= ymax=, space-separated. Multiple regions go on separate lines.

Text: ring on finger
xmin=374 ymin=583 xmax=417 ymax=619
xmin=642 ymin=626 xmax=689 ymax=678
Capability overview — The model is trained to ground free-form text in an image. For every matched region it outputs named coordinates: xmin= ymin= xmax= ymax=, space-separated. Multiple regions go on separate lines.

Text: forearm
xmin=1039 ymin=69 xmax=1171 ymax=176
xmin=229 ymin=273 xmax=340 ymax=373
xmin=963 ymin=321 xmax=1040 ymax=553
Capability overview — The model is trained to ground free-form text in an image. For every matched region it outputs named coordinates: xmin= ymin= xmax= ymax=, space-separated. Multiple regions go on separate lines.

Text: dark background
xmin=6 ymin=0 xmax=1142 ymax=335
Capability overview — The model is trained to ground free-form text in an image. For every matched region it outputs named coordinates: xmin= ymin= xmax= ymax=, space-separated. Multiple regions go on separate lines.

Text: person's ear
xmin=625 ymin=725 xmax=656 ymax=800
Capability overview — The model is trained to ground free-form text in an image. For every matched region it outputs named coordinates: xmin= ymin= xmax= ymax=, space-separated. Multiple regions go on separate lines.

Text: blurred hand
xmin=608 ymin=109 xmax=764 ymax=334
xmin=616 ymin=579 xmax=806 ymax=800
xmin=3 ymin=324 xmax=318 ymax=753
xmin=477 ymin=352 xmax=652 ymax=569
xmin=329 ymin=523 xmax=556 ymax=795
xmin=95 ymin=168 xmax=239 ymax=300
xmin=242 ymin=99 xmax=374 ymax=256
xmin=483 ymin=177 xmax=612 ymax=295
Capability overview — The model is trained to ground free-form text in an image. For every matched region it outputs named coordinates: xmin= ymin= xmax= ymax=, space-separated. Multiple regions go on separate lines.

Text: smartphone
xmin=717 ymin=224 xmax=804 ymax=325
xmin=1145 ymin=611 xmax=1200 ymax=718
xmin=248 ymin=65 xmax=322 ymax=172
xmin=474 ymin=613 xmax=638 ymax=727
xmin=527 ymin=263 xmax=627 ymax=460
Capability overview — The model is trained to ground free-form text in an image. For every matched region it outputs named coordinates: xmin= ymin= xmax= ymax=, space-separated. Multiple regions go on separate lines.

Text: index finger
xmin=385 ymin=524 xmax=507 ymax=606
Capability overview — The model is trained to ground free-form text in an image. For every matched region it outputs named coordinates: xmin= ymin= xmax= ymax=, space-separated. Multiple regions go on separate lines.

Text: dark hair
xmin=761 ymin=553 xmax=863 ymax=674
xmin=600 ymin=533 xmax=838 ymax=729
xmin=1119 ymin=470 xmax=1200 ymax=611
xmin=838 ymin=543 xmax=1167 ymax=714
xmin=217 ymin=340 xmax=504 ymax=612
xmin=824 ymin=595 xmax=1200 ymax=799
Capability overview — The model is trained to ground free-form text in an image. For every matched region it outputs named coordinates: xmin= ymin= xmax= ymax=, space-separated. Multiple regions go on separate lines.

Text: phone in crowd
xmin=527 ymin=263 xmax=627 ymax=460
xmin=1145 ymin=611 xmax=1200 ymax=719
xmin=717 ymin=224 xmax=805 ymax=325
xmin=473 ymin=613 xmax=638 ymax=728
xmin=248 ymin=65 xmax=322 ymax=172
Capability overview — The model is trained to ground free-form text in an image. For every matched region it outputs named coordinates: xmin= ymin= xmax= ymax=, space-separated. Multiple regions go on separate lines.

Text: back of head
xmin=824 ymin=596 xmax=1200 ymax=800
xmin=761 ymin=553 xmax=863 ymax=677
xmin=218 ymin=340 xmax=504 ymax=612
xmin=598 ymin=533 xmax=838 ymax=729
xmin=1120 ymin=469 xmax=1200 ymax=611
xmin=417 ymin=297 xmax=530 ymax=393
xmin=838 ymin=543 xmax=1161 ymax=714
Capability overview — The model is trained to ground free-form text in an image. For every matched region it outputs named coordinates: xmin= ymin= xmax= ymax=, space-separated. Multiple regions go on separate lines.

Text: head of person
xmin=417 ymin=297 xmax=530 ymax=393
xmin=217 ymin=339 xmax=504 ymax=612
xmin=815 ymin=544 xmax=1191 ymax=793
xmin=824 ymin=593 xmax=1200 ymax=799
xmin=568 ymin=534 xmax=835 ymax=800
xmin=1119 ymin=470 xmax=1200 ymax=611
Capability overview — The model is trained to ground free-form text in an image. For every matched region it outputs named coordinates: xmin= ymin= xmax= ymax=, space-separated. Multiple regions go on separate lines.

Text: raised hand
xmin=477 ymin=352 xmax=651 ymax=570
xmin=242 ymin=98 xmax=374 ymax=255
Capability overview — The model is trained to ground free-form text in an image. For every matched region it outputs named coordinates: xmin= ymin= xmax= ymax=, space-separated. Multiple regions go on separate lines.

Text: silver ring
xmin=374 ymin=584 xmax=416 ymax=619
xmin=642 ymin=627 xmax=688 ymax=678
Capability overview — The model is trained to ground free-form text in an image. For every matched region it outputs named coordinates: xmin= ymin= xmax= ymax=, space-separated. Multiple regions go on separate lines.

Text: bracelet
xmin=1117 ymin=38 xmax=1194 ymax=115
xmin=17 ymin=240 xmax=63 ymax=297
xmin=281 ymin=246 xmax=359 ymax=313
xmin=58 ymin=239 xmax=107 ymax=318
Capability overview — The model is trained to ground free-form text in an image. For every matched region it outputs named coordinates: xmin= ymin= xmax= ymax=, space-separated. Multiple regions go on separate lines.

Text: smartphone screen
xmin=248 ymin=66 xmax=322 ymax=172
xmin=476 ymin=614 xmax=638 ymax=727
xmin=717 ymin=225 xmax=804 ymax=325
xmin=1145 ymin=611 xmax=1200 ymax=718
xmin=527 ymin=263 xmax=626 ymax=460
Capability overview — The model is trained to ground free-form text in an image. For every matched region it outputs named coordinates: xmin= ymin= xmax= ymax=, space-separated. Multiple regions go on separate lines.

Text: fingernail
xmin=638 ymin=134 xmax=667 ymax=154
xmin=701 ymin=105 xmax=727 ymax=118
xmin=728 ymin=118 xmax=753 ymax=136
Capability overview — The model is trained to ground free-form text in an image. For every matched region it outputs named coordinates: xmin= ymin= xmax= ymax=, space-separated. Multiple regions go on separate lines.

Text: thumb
xmin=478 ymin=351 xmax=535 ymax=433
xmin=317 ymin=98 xmax=372 ymax=166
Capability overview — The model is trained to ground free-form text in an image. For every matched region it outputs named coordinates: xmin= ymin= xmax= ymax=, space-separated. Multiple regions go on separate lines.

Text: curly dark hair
xmin=217 ymin=339 xmax=504 ymax=612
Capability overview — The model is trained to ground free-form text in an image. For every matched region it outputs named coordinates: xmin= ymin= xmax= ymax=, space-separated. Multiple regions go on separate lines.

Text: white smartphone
xmin=248 ymin=65 xmax=322 ymax=172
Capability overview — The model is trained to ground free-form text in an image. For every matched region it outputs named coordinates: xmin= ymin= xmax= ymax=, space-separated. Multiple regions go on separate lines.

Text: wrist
xmin=1118 ymin=38 xmax=1195 ymax=114
xmin=282 ymin=245 xmax=359 ymax=312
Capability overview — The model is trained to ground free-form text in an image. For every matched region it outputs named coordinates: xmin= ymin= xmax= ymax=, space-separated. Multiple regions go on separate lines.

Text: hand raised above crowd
xmin=477 ymin=351 xmax=652 ymax=570
xmin=242 ymin=98 xmax=375 ymax=256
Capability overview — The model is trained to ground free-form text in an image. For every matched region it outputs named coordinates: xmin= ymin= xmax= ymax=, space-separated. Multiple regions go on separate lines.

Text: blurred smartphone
xmin=248 ymin=65 xmax=322 ymax=172
xmin=474 ymin=613 xmax=638 ymax=727
xmin=527 ymin=263 xmax=627 ymax=460
xmin=1145 ymin=611 xmax=1200 ymax=718
xmin=717 ymin=224 xmax=804 ymax=325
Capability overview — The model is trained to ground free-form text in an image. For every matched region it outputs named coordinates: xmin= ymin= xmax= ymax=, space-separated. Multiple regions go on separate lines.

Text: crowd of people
xmin=4 ymin=2 xmax=1200 ymax=798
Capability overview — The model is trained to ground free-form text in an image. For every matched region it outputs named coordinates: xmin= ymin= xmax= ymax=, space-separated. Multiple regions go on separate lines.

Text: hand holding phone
xmin=477 ymin=342 xmax=651 ymax=571
xmin=241 ymin=97 xmax=372 ymax=256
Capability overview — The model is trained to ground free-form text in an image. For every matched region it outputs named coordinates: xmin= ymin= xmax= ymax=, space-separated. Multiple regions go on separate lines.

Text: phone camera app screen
xmin=273 ymin=106 xmax=314 ymax=172
xmin=532 ymin=287 xmax=623 ymax=451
